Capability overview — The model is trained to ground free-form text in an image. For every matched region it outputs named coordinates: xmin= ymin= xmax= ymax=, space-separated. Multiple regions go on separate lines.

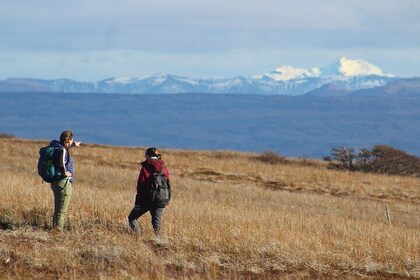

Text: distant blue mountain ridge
xmin=1 ymin=58 xmax=419 ymax=96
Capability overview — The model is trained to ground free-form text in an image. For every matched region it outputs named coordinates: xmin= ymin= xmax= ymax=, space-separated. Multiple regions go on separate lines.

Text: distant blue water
xmin=0 ymin=92 xmax=419 ymax=158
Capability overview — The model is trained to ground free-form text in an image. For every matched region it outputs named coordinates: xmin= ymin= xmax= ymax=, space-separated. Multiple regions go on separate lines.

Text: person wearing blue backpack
xmin=48 ymin=130 xmax=81 ymax=233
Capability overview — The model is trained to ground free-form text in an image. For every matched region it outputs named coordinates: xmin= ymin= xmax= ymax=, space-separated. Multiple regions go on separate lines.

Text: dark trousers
xmin=128 ymin=204 xmax=164 ymax=236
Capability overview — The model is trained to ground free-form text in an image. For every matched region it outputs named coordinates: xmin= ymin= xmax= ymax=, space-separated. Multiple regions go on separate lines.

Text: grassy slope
xmin=0 ymin=137 xmax=419 ymax=279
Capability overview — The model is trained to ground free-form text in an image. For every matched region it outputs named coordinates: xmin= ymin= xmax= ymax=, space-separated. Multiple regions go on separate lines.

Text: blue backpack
xmin=37 ymin=146 xmax=62 ymax=183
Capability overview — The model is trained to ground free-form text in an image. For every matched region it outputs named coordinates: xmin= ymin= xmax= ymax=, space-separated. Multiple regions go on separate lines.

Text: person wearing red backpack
xmin=128 ymin=147 xmax=171 ymax=238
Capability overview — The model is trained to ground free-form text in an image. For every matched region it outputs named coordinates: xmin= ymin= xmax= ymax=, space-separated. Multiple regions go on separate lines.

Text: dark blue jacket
xmin=50 ymin=140 xmax=75 ymax=183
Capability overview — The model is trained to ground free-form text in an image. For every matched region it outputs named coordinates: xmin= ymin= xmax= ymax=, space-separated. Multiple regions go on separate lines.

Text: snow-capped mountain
xmin=0 ymin=58 xmax=411 ymax=95
xmin=255 ymin=57 xmax=393 ymax=80
xmin=252 ymin=57 xmax=397 ymax=95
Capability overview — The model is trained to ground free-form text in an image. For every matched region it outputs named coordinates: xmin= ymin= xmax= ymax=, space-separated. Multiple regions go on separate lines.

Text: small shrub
xmin=0 ymin=133 xmax=15 ymax=138
xmin=255 ymin=151 xmax=289 ymax=165
xmin=330 ymin=147 xmax=356 ymax=171
xmin=298 ymin=157 xmax=321 ymax=167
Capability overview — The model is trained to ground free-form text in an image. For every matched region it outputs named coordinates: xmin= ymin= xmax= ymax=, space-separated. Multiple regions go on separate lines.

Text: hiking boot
xmin=154 ymin=234 xmax=168 ymax=246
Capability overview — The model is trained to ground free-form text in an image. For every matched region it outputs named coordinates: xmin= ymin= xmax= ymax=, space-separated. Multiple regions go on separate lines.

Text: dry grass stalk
xmin=385 ymin=204 xmax=392 ymax=225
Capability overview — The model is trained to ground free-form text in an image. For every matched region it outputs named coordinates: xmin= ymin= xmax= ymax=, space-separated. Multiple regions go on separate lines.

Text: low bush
xmin=255 ymin=150 xmax=289 ymax=165
xmin=324 ymin=145 xmax=420 ymax=177
xmin=0 ymin=133 xmax=15 ymax=138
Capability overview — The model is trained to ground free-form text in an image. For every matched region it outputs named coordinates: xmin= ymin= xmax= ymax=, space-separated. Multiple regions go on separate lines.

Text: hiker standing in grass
xmin=49 ymin=130 xmax=81 ymax=232
xmin=128 ymin=147 xmax=171 ymax=237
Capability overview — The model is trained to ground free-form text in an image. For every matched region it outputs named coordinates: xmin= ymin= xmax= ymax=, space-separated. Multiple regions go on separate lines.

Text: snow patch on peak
xmin=256 ymin=66 xmax=320 ymax=81
xmin=133 ymin=73 xmax=170 ymax=80
xmin=339 ymin=57 xmax=383 ymax=77
xmin=321 ymin=57 xmax=394 ymax=78
xmin=111 ymin=77 xmax=133 ymax=84
xmin=144 ymin=73 xmax=199 ymax=86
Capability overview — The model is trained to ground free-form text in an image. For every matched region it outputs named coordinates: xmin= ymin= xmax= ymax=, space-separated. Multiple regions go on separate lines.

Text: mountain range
xmin=1 ymin=57 xmax=419 ymax=96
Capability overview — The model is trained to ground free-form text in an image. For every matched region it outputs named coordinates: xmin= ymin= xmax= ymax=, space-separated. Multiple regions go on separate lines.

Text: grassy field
xmin=0 ymin=137 xmax=419 ymax=279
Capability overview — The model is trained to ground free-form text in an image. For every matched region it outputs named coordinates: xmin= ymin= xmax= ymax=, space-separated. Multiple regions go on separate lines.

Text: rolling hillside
xmin=0 ymin=136 xmax=419 ymax=279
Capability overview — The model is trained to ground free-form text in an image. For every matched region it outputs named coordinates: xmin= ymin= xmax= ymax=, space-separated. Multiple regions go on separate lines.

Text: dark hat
xmin=145 ymin=147 xmax=160 ymax=158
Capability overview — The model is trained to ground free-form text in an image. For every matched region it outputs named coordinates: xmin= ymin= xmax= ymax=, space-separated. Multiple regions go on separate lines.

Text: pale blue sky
xmin=1 ymin=0 xmax=419 ymax=81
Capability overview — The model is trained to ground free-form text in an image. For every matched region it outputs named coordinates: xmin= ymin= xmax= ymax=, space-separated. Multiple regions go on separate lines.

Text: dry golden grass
xmin=0 ymin=137 xmax=419 ymax=279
